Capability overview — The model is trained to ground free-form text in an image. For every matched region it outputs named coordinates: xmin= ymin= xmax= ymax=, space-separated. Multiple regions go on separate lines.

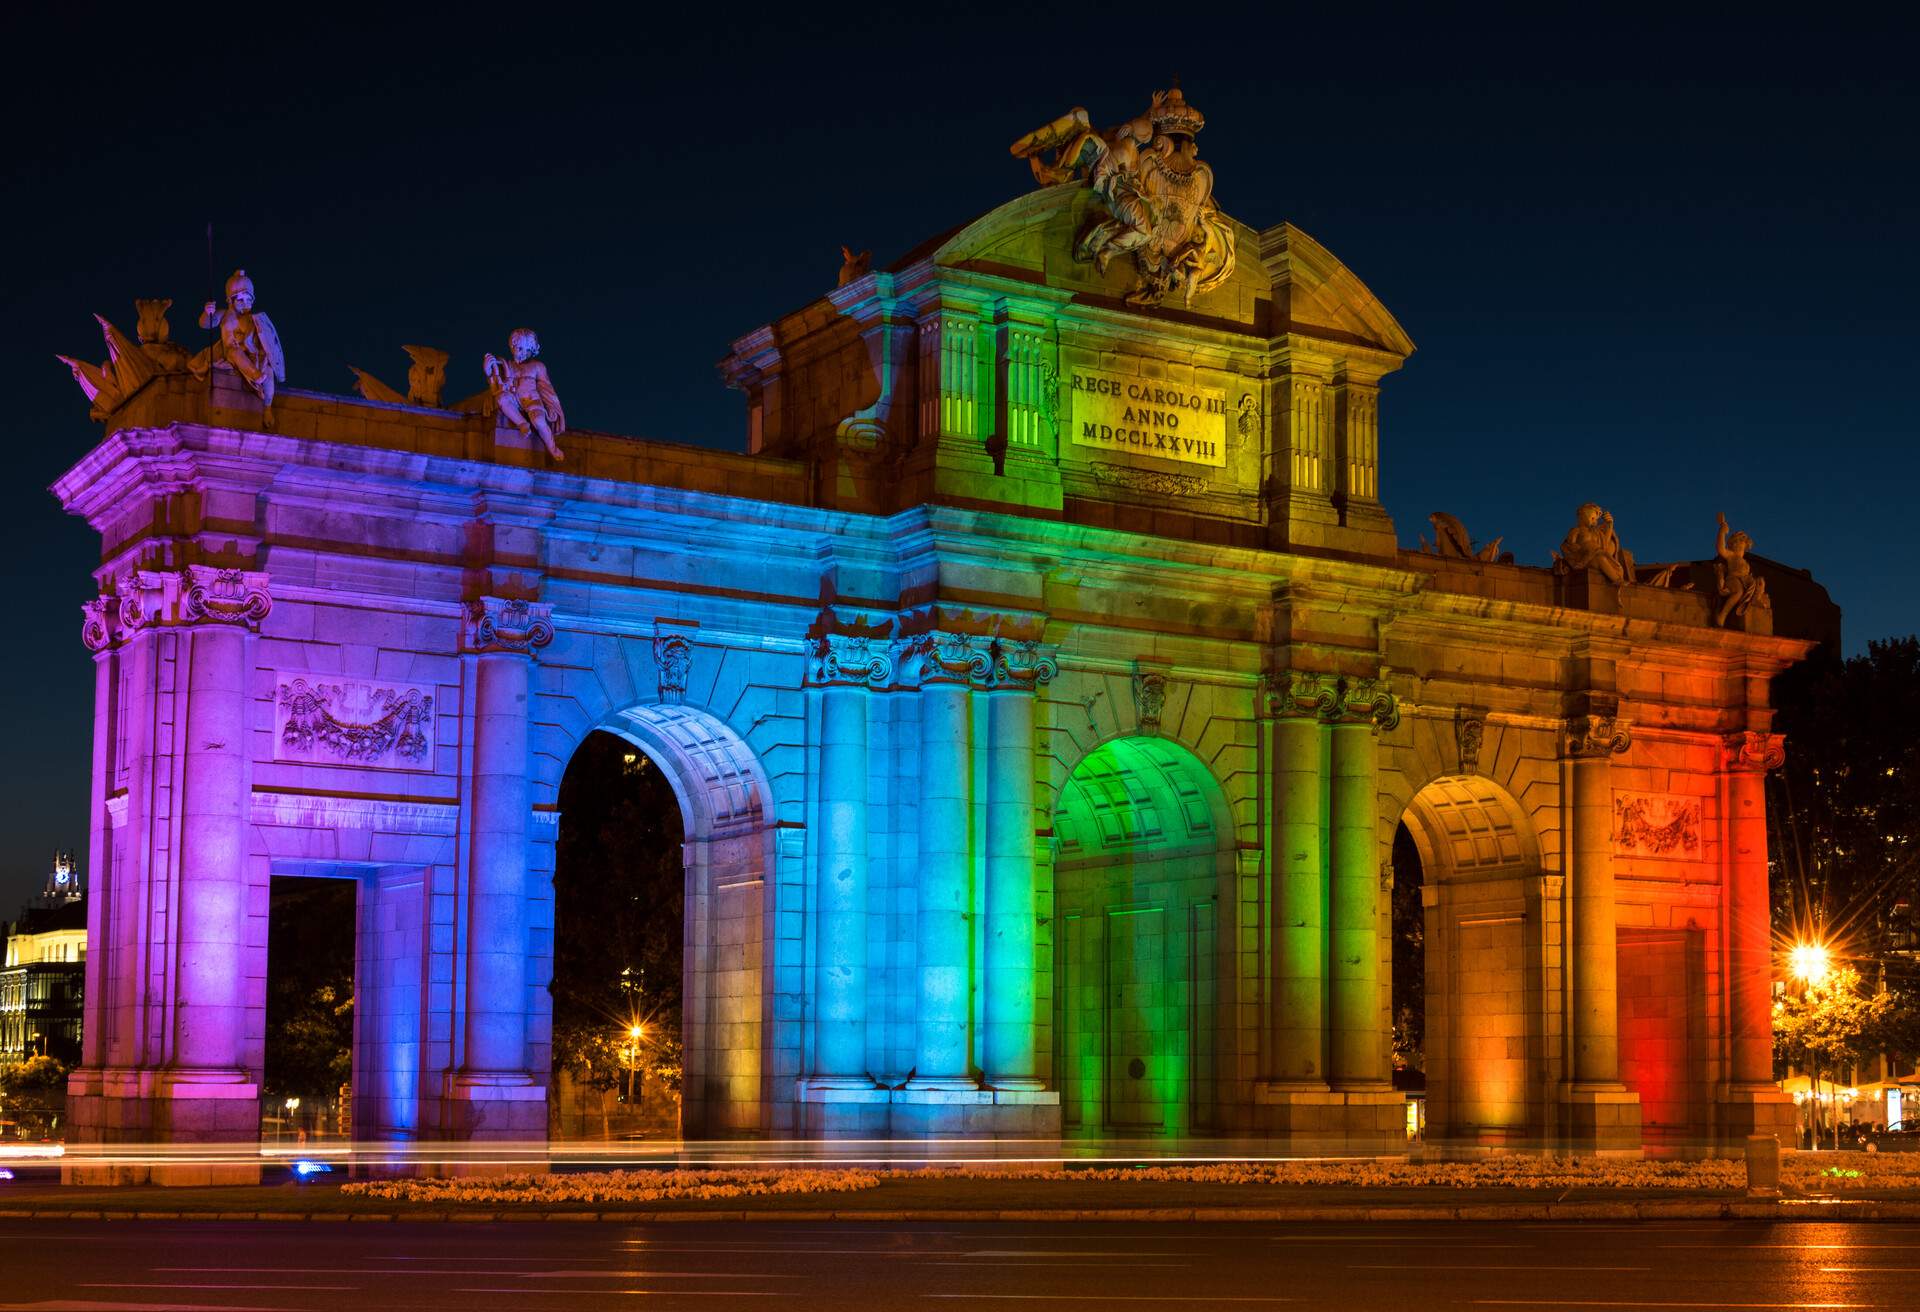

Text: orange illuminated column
xmin=1725 ymin=731 xmax=1785 ymax=1087
xmin=1566 ymin=712 xmax=1629 ymax=1086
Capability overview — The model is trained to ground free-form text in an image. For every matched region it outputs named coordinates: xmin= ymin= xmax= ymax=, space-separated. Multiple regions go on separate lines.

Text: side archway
xmin=1398 ymin=773 xmax=1547 ymax=1142
xmin=1052 ymin=735 xmax=1235 ymax=1135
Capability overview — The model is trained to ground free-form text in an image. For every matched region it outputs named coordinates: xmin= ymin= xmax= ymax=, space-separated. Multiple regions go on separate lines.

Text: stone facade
xmin=54 ymin=174 xmax=1813 ymax=1176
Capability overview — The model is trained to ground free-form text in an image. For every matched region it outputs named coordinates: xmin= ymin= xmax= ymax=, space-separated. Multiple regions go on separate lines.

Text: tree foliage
xmin=1390 ymin=822 xmax=1426 ymax=1080
xmin=552 ymin=731 xmax=686 ymax=1096
xmin=1773 ymin=966 xmax=1896 ymax=1078
xmin=264 ymin=877 xmax=356 ymax=1099
xmin=0 ymin=1054 xmax=68 ymax=1095
xmin=1770 ymin=637 xmax=1920 ymax=978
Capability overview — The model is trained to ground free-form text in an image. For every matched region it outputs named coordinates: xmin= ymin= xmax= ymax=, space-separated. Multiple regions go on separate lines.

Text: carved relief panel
xmin=273 ymin=675 xmax=436 ymax=771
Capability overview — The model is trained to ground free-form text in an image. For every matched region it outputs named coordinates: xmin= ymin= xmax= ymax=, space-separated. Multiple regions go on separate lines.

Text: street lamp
xmin=624 ymin=1023 xmax=645 ymax=1105
xmin=1790 ymin=941 xmax=1830 ymax=985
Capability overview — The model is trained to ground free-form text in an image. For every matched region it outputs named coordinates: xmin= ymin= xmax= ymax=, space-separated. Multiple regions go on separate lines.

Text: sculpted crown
xmin=1150 ymin=86 xmax=1205 ymax=138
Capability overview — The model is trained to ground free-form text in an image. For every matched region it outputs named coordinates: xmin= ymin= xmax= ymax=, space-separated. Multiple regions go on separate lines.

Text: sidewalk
xmin=5 ymin=1174 xmax=1920 ymax=1223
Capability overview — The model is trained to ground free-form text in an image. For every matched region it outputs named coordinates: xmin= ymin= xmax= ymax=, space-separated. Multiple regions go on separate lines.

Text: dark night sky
xmin=3 ymin=8 xmax=1916 ymax=907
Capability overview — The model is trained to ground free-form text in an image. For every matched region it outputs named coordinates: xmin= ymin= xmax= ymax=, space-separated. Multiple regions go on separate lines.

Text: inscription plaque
xmin=1067 ymin=365 xmax=1227 ymax=468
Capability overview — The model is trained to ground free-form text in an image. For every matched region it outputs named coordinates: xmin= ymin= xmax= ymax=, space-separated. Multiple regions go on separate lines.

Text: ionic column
xmin=907 ymin=634 xmax=990 ymax=1088
xmin=1726 ymin=731 xmax=1785 ymax=1087
xmin=167 ymin=568 xmax=271 ymax=1080
xmin=1566 ymin=712 xmax=1631 ymax=1085
xmin=1264 ymin=672 xmax=1335 ymax=1083
xmin=983 ymin=639 xmax=1056 ymax=1090
xmin=810 ymin=635 xmax=889 ymax=1087
xmin=460 ymin=598 xmax=552 ymax=1080
xmin=1328 ymin=677 xmax=1397 ymax=1088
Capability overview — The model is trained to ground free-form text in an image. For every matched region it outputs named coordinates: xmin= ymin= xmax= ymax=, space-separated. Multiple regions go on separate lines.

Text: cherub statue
xmin=193 ymin=269 xmax=285 ymax=415
xmin=1712 ymin=512 xmax=1769 ymax=626
xmin=1011 ymin=86 xmax=1236 ymax=308
xmin=1554 ymin=502 xmax=1636 ymax=585
xmin=483 ymin=328 xmax=566 ymax=462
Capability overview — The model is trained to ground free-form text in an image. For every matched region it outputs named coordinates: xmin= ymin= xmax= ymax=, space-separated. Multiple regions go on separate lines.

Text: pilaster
xmin=449 ymin=597 xmax=552 ymax=1139
xmin=803 ymin=634 xmax=891 ymax=1100
xmin=1561 ymin=695 xmax=1642 ymax=1149
xmin=900 ymin=632 xmax=991 ymax=1091
xmin=981 ymin=640 xmax=1057 ymax=1091
xmin=65 ymin=567 xmax=271 ymax=1184
xmin=1719 ymin=730 xmax=1795 ymax=1143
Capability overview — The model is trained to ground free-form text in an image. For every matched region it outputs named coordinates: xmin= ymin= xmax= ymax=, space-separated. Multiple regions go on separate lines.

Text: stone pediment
xmin=1259 ymin=222 xmax=1415 ymax=358
xmin=906 ymin=186 xmax=1412 ymax=363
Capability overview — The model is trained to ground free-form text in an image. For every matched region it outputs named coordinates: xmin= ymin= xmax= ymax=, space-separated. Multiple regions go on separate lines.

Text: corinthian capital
xmin=899 ymin=630 xmax=993 ymax=688
xmin=102 ymin=566 xmax=271 ymax=636
xmin=809 ymin=633 xmax=894 ymax=687
xmin=1724 ymin=730 xmax=1785 ymax=773
xmin=1260 ymin=670 xmax=1340 ymax=720
xmin=182 ymin=565 xmax=272 ymax=628
xmin=1331 ymin=676 xmax=1400 ymax=731
xmin=464 ymin=597 xmax=554 ymax=655
xmin=1565 ymin=713 xmax=1631 ymax=758
xmin=987 ymin=638 xmax=1058 ymax=690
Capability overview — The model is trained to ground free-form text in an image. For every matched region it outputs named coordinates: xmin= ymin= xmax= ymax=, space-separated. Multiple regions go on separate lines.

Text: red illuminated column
xmin=1726 ymin=732 xmax=1785 ymax=1087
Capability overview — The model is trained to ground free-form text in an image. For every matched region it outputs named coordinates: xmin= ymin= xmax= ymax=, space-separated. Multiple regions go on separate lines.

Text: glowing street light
xmin=1789 ymin=941 xmax=1830 ymax=985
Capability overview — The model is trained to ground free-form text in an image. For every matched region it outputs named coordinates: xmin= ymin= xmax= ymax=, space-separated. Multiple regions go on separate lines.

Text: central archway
xmin=1052 ymin=736 xmax=1234 ymax=1135
xmin=547 ymin=701 xmax=776 ymax=1138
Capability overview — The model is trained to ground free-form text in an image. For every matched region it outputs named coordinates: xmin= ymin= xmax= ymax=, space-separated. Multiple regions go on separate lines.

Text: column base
xmin=1717 ymin=1083 xmax=1797 ymax=1147
xmin=63 ymin=1067 xmax=262 ymax=1185
xmin=1563 ymin=1083 xmax=1643 ymax=1152
xmin=1251 ymin=1082 xmax=1408 ymax=1147
xmin=904 ymin=1074 xmax=982 ymax=1092
xmin=797 ymin=1081 xmax=1061 ymax=1137
xmin=446 ymin=1071 xmax=548 ymax=1140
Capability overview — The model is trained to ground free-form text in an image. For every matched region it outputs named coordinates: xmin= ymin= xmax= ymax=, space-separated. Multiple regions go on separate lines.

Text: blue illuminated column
xmin=983 ymin=639 xmax=1056 ymax=1090
xmin=167 ymin=568 xmax=272 ymax=1123
xmin=810 ymin=635 xmax=884 ymax=1087
xmin=457 ymin=598 xmax=552 ymax=1119
xmin=1328 ymin=677 xmax=1396 ymax=1088
xmin=908 ymin=633 xmax=989 ymax=1089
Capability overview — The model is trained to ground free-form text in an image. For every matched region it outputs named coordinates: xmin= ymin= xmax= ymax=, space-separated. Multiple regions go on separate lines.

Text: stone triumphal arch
xmin=56 ymin=90 xmax=1814 ymax=1176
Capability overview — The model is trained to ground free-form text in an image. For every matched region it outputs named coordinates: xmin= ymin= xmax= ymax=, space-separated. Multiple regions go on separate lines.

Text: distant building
xmin=1 ymin=855 xmax=87 ymax=1063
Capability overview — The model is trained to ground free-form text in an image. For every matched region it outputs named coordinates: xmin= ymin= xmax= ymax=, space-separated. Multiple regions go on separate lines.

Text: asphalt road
xmin=0 ymin=1219 xmax=1915 ymax=1310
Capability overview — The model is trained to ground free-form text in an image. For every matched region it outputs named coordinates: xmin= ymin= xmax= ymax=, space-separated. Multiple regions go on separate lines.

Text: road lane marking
xmin=0 ymin=1303 xmax=297 ymax=1311
xmin=457 ymin=1290 xmax=795 ymax=1298
xmin=1350 ymin=1264 xmax=1649 ymax=1271
xmin=1469 ymin=1301 xmax=1874 ymax=1309
xmin=82 ymin=1287 xmax=356 ymax=1293
xmin=924 ymin=1297 xmax=1292 ymax=1304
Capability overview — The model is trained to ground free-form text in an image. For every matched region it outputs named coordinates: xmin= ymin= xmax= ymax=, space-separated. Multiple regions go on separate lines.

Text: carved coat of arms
xmin=1011 ymin=86 xmax=1237 ymax=308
